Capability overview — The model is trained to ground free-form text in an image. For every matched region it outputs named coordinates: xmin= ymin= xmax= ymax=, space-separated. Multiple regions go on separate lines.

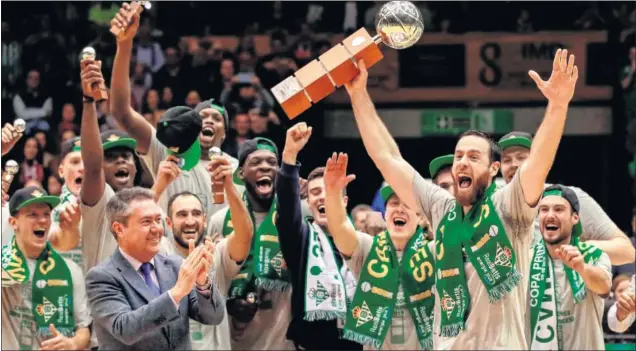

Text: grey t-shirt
xmin=2 ymin=204 xmax=14 ymax=245
xmin=208 ymin=207 xmax=294 ymax=350
xmin=1 ymin=257 xmax=92 ymax=350
xmin=413 ymin=170 xmax=537 ymax=350
xmin=347 ymin=231 xmax=420 ymax=350
xmin=81 ymin=184 xmax=119 ymax=272
xmin=139 ymin=128 xmax=240 ymax=220
xmin=531 ymin=185 xmax=618 ymax=250
xmin=552 ymin=252 xmax=611 ymax=350
xmin=160 ymin=237 xmax=241 ymax=350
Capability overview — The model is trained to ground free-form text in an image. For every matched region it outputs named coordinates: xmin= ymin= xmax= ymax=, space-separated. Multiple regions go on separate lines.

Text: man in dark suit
xmin=85 ymin=187 xmax=225 ymax=350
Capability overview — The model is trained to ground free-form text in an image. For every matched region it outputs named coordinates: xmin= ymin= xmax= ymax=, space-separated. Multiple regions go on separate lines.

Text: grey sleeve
xmin=493 ymin=169 xmax=537 ymax=237
xmin=137 ymin=127 xmax=168 ymax=179
xmin=214 ymin=239 xmax=242 ymax=292
xmin=345 ymin=231 xmax=374 ymax=277
xmin=207 ymin=208 xmax=229 ymax=238
xmin=411 ymin=172 xmax=455 ymax=229
xmin=570 ymin=186 xmax=621 ymax=241
xmin=593 ymin=251 xmax=613 ymax=284
xmin=68 ymin=260 xmax=92 ymax=329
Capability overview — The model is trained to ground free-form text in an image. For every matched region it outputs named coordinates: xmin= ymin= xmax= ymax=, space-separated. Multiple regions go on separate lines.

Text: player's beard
xmin=173 ymin=227 xmax=206 ymax=249
xmin=455 ymin=171 xmax=490 ymax=207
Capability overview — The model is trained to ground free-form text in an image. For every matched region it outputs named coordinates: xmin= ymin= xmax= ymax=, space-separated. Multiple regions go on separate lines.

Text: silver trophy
xmin=374 ymin=1 xmax=425 ymax=49
xmin=270 ymin=0 xmax=424 ymax=119
xmin=13 ymin=119 xmax=25 ymax=133
xmin=2 ymin=160 xmax=18 ymax=194
xmin=80 ymin=46 xmax=96 ymax=61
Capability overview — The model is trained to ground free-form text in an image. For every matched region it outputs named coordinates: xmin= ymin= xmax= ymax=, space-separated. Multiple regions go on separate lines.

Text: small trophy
xmin=13 ymin=119 xmax=25 ymax=133
xmin=80 ymin=47 xmax=108 ymax=101
xmin=208 ymin=147 xmax=224 ymax=204
xmin=271 ymin=1 xmax=424 ymax=119
xmin=109 ymin=1 xmax=151 ymax=39
xmin=2 ymin=160 xmax=18 ymax=194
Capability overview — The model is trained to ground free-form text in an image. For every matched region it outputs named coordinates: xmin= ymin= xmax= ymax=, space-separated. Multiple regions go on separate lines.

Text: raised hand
xmin=344 ymin=60 xmax=369 ymax=95
xmin=157 ymin=155 xmax=182 ymax=187
xmin=195 ymin=238 xmax=215 ymax=286
xmin=39 ymin=324 xmax=77 ymax=350
xmin=555 ymin=244 xmax=585 ymax=273
xmin=283 ymin=122 xmax=313 ymax=157
xmin=1 ymin=123 xmax=23 ymax=156
xmin=80 ymin=59 xmax=105 ymax=98
xmin=324 ymin=153 xmax=356 ymax=193
xmin=58 ymin=201 xmax=81 ymax=233
xmin=528 ymin=49 xmax=578 ymax=106
xmin=207 ymin=155 xmax=234 ymax=189
xmin=110 ymin=2 xmax=140 ymax=43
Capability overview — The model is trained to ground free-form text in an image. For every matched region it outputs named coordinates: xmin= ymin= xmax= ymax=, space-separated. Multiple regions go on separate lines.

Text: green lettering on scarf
xmin=435 ymin=182 xmax=521 ymax=337
xmin=2 ymin=237 xmax=75 ymax=342
xmin=344 ymin=229 xmax=435 ymax=350
xmin=224 ymin=192 xmax=289 ymax=299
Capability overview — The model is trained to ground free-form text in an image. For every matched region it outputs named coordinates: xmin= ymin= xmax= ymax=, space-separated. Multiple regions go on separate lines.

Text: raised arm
xmin=556 ymin=246 xmax=611 ymax=296
xmin=109 ymin=3 xmax=152 ymax=154
xmin=79 ymin=60 xmax=106 ymax=207
xmin=208 ymin=155 xmax=254 ymax=262
xmin=324 ymin=153 xmax=358 ymax=257
xmin=522 ymin=49 xmax=579 ymax=206
xmin=344 ymin=61 xmax=418 ymax=210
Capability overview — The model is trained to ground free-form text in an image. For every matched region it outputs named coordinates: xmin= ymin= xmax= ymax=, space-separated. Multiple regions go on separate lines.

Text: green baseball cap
xmin=9 ymin=187 xmax=60 ymax=216
xmin=499 ymin=131 xmax=532 ymax=150
xmin=233 ymin=137 xmax=279 ymax=185
xmin=380 ymin=184 xmax=397 ymax=205
xmin=156 ymin=106 xmax=203 ymax=171
xmin=429 ymin=154 xmax=454 ymax=179
xmin=101 ymin=130 xmax=137 ymax=152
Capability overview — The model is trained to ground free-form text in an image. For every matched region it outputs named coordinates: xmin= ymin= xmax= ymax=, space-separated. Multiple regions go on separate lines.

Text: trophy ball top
xmin=5 ymin=160 xmax=19 ymax=174
xmin=208 ymin=147 xmax=222 ymax=159
xmin=13 ymin=119 xmax=26 ymax=133
xmin=375 ymin=1 xmax=424 ymax=50
xmin=80 ymin=47 xmax=96 ymax=61
xmin=140 ymin=1 xmax=152 ymax=10
xmin=246 ymin=293 xmax=256 ymax=304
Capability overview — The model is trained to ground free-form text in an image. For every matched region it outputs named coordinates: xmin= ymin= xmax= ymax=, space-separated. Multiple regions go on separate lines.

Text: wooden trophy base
xmin=271 ymin=28 xmax=384 ymax=119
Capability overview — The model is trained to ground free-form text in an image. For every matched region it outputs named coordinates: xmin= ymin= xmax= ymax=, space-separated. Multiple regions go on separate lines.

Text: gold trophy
xmin=13 ymin=119 xmax=25 ymax=133
xmin=110 ymin=1 xmax=152 ymax=39
xmin=80 ymin=47 xmax=108 ymax=101
xmin=2 ymin=160 xmax=18 ymax=194
xmin=270 ymin=1 xmax=424 ymax=119
xmin=208 ymin=147 xmax=224 ymax=204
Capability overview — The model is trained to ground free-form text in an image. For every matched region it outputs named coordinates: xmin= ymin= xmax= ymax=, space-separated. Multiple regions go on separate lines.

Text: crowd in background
xmin=1 ymin=1 xmax=635 ymax=340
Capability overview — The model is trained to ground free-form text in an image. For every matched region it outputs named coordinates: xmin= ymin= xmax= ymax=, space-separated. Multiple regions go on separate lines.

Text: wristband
xmin=83 ymin=95 xmax=94 ymax=103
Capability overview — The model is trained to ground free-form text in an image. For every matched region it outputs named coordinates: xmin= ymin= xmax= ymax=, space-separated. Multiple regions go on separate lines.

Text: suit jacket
xmin=85 ymin=249 xmax=225 ymax=350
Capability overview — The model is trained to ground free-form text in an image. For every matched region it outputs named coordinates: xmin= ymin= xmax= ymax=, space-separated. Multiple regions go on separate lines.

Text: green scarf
xmin=1 ymin=237 xmax=75 ymax=338
xmin=224 ymin=192 xmax=289 ymax=299
xmin=344 ymin=229 xmax=435 ymax=350
xmin=529 ymin=235 xmax=602 ymax=350
xmin=435 ymin=182 xmax=521 ymax=337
